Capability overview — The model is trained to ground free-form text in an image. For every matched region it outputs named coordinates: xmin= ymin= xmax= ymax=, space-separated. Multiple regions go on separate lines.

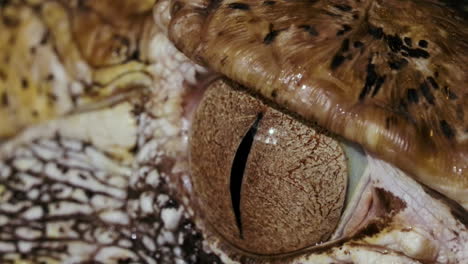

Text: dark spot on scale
xmin=404 ymin=37 xmax=412 ymax=47
xmin=263 ymin=0 xmax=275 ymax=5
xmin=388 ymin=58 xmax=408 ymax=70
xmin=333 ymin=4 xmax=352 ymax=12
xmin=271 ymin=90 xmax=277 ymax=98
xmin=2 ymin=16 xmax=20 ymax=27
xmin=420 ymin=82 xmax=435 ymax=105
xmin=418 ymin=40 xmax=428 ymax=48
xmin=40 ymin=31 xmax=50 ymax=45
xmin=440 ymin=120 xmax=455 ymax=139
xmin=330 ymin=54 xmax=346 ymax=70
xmin=359 ymin=62 xmax=386 ymax=100
xmin=129 ymin=49 xmax=140 ymax=61
xmin=227 ymin=2 xmax=250 ymax=10
xmin=406 ymin=89 xmax=419 ymax=103
xmin=46 ymin=74 xmax=55 ymax=81
xmin=298 ymin=25 xmax=319 ymax=36
xmin=32 ymin=110 xmax=39 ymax=117
xmin=21 ymin=78 xmax=28 ymax=89
xmin=340 ymin=38 xmax=350 ymax=53
xmin=386 ymin=34 xmax=404 ymax=52
xmin=354 ymin=41 xmax=364 ymax=48
xmin=1 ymin=92 xmax=8 ymax=106
xmin=427 ymin=76 xmax=439 ymax=89
xmin=263 ymin=30 xmax=280 ymax=45
xmin=368 ymin=25 xmax=383 ymax=39
xmin=372 ymin=75 xmax=386 ymax=97
xmin=336 ymin=24 xmax=352 ymax=36
xmin=0 ymin=70 xmax=6 ymax=80
xmin=353 ymin=13 xmax=360 ymax=20
xmin=402 ymin=46 xmax=430 ymax=59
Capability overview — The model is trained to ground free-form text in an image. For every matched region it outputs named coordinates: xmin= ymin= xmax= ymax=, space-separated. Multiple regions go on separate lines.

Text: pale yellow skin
xmin=0 ymin=1 xmax=466 ymax=263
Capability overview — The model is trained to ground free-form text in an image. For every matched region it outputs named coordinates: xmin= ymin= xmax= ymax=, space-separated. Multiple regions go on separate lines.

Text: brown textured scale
xmin=0 ymin=0 xmax=157 ymax=138
xmin=167 ymin=0 xmax=468 ymax=208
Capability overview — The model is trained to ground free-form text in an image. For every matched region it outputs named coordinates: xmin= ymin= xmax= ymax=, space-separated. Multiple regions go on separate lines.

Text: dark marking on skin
xmin=227 ymin=2 xmax=250 ymax=10
xmin=32 ymin=110 xmax=39 ymax=117
xmin=0 ymin=69 xmax=6 ymax=81
xmin=21 ymin=78 xmax=28 ymax=89
xmin=352 ymin=188 xmax=406 ymax=241
xmin=420 ymin=82 xmax=435 ymax=105
xmin=440 ymin=120 xmax=455 ymax=139
xmin=354 ymin=41 xmax=364 ymax=48
xmin=340 ymin=38 xmax=350 ymax=52
xmin=40 ymin=31 xmax=50 ymax=45
xmin=271 ymin=90 xmax=278 ymax=98
xmin=1 ymin=92 xmax=8 ymax=106
xmin=371 ymin=28 xmax=429 ymax=59
xmin=181 ymin=220 xmax=224 ymax=263
xmin=418 ymin=40 xmax=428 ymax=48
xmin=401 ymin=46 xmax=430 ymax=59
xmin=263 ymin=0 xmax=275 ymax=5
xmin=404 ymin=37 xmax=412 ymax=47
xmin=129 ymin=50 xmax=140 ymax=61
xmin=427 ymin=76 xmax=439 ymax=89
xmin=388 ymin=58 xmax=408 ymax=70
xmin=298 ymin=25 xmax=319 ymax=36
xmin=264 ymin=29 xmax=280 ymax=44
xmin=2 ymin=16 xmax=20 ymax=27
xmin=336 ymin=24 xmax=352 ymax=36
xmin=368 ymin=25 xmax=383 ymax=39
xmin=359 ymin=63 xmax=385 ymax=100
xmin=46 ymin=74 xmax=55 ymax=81
xmin=406 ymin=89 xmax=419 ymax=103
xmin=372 ymin=75 xmax=386 ymax=97
xmin=359 ymin=63 xmax=377 ymax=100
xmin=353 ymin=13 xmax=359 ymax=20
xmin=330 ymin=54 xmax=346 ymax=70
xmin=334 ymin=4 xmax=352 ymax=12
xmin=375 ymin=187 xmax=407 ymax=213
xmin=386 ymin=35 xmax=403 ymax=52
xmin=444 ymin=86 xmax=458 ymax=100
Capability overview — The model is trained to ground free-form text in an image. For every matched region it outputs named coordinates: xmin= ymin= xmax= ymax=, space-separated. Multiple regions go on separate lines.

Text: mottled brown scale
xmin=0 ymin=0 xmax=156 ymax=138
xmin=168 ymin=0 xmax=468 ymax=208
xmin=189 ymin=79 xmax=347 ymax=255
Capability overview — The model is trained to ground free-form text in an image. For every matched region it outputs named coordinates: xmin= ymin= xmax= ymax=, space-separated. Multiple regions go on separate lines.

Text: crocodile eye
xmin=189 ymin=79 xmax=348 ymax=255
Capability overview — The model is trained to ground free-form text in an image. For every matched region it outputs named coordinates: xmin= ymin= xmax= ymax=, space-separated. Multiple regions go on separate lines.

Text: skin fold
xmin=0 ymin=0 xmax=466 ymax=263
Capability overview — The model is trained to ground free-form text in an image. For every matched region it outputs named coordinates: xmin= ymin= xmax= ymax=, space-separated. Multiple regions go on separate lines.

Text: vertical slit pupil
xmin=230 ymin=112 xmax=263 ymax=239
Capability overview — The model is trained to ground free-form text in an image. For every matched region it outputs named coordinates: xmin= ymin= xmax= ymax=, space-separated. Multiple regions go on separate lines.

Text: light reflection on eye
xmin=188 ymin=79 xmax=356 ymax=256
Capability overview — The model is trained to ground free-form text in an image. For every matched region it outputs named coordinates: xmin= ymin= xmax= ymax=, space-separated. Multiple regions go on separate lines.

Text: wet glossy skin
xmin=0 ymin=0 xmax=466 ymax=263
